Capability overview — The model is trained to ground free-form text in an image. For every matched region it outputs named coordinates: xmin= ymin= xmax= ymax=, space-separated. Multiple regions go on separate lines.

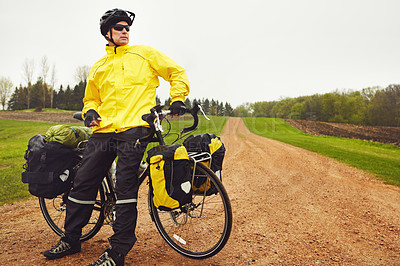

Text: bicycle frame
xmin=98 ymin=160 xmax=149 ymax=225
xmin=135 ymin=102 xmax=213 ymax=222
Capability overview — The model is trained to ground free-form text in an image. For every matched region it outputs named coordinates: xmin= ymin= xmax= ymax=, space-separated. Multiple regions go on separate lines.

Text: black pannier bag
xmin=21 ymin=134 xmax=80 ymax=199
xmin=183 ymin=133 xmax=226 ymax=195
xmin=146 ymin=144 xmax=192 ymax=211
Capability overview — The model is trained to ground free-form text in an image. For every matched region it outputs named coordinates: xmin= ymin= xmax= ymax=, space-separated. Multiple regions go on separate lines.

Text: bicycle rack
xmin=187 ymin=152 xmax=213 ymax=220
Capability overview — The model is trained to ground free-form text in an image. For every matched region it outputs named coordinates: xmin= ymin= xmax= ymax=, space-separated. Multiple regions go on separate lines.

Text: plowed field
xmin=285 ymin=119 xmax=400 ymax=147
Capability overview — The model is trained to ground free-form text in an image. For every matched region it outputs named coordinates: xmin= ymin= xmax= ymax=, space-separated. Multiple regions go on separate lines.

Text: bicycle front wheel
xmin=148 ymin=162 xmax=232 ymax=259
xmin=39 ymin=185 xmax=105 ymax=242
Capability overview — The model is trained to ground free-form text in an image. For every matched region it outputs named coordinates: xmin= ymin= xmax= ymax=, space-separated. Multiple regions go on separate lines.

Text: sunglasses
xmin=113 ymin=24 xmax=130 ymax=32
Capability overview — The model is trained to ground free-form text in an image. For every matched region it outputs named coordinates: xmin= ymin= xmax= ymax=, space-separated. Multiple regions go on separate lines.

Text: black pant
xmin=64 ymin=127 xmax=150 ymax=256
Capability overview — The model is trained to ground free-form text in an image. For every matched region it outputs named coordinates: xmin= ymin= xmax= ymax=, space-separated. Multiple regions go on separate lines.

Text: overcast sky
xmin=1 ymin=0 xmax=400 ymax=107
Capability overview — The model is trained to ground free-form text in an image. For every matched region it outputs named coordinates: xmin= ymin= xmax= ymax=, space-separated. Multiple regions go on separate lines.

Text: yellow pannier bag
xmin=146 ymin=144 xmax=192 ymax=211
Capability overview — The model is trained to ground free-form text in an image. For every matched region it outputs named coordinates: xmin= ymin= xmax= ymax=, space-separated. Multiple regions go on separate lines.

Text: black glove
xmin=169 ymin=101 xmax=186 ymax=116
xmin=84 ymin=109 xmax=101 ymax=127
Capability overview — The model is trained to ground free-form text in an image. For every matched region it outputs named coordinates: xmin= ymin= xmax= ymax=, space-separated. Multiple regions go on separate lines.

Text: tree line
xmin=236 ymin=84 xmax=400 ymax=127
xmin=1 ymin=57 xmax=235 ymax=116
xmin=0 ymin=57 xmax=90 ymax=111
xmin=4 ymin=79 xmax=400 ymax=126
xmin=7 ymin=79 xmax=86 ymax=111
xmin=166 ymin=97 xmax=234 ymax=117
xmin=5 ymin=76 xmax=235 ymax=117
xmin=1 ymin=57 xmax=399 ymax=126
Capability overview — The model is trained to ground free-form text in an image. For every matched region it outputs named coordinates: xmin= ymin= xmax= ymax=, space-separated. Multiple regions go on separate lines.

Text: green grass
xmin=0 ymin=120 xmax=64 ymax=205
xmin=243 ymin=117 xmax=400 ymax=186
xmin=0 ymin=115 xmax=228 ymax=205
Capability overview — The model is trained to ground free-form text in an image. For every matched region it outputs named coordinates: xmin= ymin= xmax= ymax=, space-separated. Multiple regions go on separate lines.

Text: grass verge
xmin=0 ymin=115 xmax=228 ymax=205
xmin=242 ymin=117 xmax=400 ymax=186
xmin=0 ymin=119 xmax=66 ymax=205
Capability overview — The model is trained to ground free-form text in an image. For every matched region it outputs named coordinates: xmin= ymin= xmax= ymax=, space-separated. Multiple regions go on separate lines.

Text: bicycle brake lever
xmin=154 ymin=110 xmax=163 ymax=132
xmin=198 ymin=105 xmax=210 ymax=120
xmin=134 ymin=139 xmax=141 ymax=149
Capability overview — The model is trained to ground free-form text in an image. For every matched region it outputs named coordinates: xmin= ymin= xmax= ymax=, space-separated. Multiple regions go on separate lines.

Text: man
xmin=43 ymin=8 xmax=190 ymax=265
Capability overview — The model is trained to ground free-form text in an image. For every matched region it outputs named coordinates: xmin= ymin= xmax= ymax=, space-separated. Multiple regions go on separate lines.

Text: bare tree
xmin=40 ymin=56 xmax=50 ymax=108
xmin=74 ymin=65 xmax=91 ymax=83
xmin=50 ymin=64 xmax=57 ymax=109
xmin=22 ymin=58 xmax=35 ymax=109
xmin=0 ymin=77 xmax=13 ymax=110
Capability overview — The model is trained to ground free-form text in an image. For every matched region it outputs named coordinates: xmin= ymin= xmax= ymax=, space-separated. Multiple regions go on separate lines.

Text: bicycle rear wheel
xmin=39 ymin=185 xmax=105 ymax=242
xmin=148 ymin=162 xmax=232 ymax=259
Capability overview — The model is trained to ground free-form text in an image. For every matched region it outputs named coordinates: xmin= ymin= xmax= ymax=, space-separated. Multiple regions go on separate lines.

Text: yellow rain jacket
xmin=82 ymin=44 xmax=190 ymax=133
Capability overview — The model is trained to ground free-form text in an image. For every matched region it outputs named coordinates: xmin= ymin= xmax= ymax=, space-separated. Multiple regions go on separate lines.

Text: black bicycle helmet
xmin=100 ymin=8 xmax=135 ymax=37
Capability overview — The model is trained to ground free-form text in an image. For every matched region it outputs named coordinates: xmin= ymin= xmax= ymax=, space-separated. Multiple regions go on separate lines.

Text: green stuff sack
xmin=146 ymin=144 xmax=192 ymax=211
xmin=45 ymin=125 xmax=92 ymax=148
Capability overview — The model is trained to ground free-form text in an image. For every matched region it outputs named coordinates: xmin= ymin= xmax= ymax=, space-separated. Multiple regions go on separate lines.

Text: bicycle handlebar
xmin=73 ymin=112 xmax=84 ymax=121
xmin=73 ymin=101 xmax=205 ymax=143
xmin=140 ymin=101 xmax=204 ymax=144
xmin=181 ymin=102 xmax=200 ymax=134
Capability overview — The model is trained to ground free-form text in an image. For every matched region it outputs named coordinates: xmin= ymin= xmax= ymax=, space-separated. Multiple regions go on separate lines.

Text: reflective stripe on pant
xmin=64 ymin=127 xmax=149 ymax=256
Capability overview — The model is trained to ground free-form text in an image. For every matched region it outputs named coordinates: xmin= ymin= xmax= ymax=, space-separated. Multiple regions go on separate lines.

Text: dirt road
xmin=1 ymin=117 xmax=400 ymax=265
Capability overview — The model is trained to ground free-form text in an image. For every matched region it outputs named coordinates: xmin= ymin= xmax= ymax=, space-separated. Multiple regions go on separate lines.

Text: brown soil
xmin=285 ymin=119 xmax=400 ymax=147
xmin=0 ymin=111 xmax=79 ymax=124
xmin=0 ymin=111 xmax=191 ymax=124
xmin=1 ymin=117 xmax=400 ymax=265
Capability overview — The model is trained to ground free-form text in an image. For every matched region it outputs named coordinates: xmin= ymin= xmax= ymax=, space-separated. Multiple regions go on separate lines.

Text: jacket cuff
xmin=170 ymin=96 xmax=185 ymax=104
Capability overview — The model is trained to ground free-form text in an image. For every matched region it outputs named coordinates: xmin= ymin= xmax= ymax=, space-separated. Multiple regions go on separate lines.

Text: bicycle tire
xmin=39 ymin=185 xmax=105 ymax=242
xmin=148 ymin=162 xmax=232 ymax=259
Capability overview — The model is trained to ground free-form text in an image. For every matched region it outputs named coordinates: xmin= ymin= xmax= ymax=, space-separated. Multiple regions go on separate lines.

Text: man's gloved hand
xmin=84 ymin=109 xmax=102 ymax=127
xmin=169 ymin=101 xmax=186 ymax=116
